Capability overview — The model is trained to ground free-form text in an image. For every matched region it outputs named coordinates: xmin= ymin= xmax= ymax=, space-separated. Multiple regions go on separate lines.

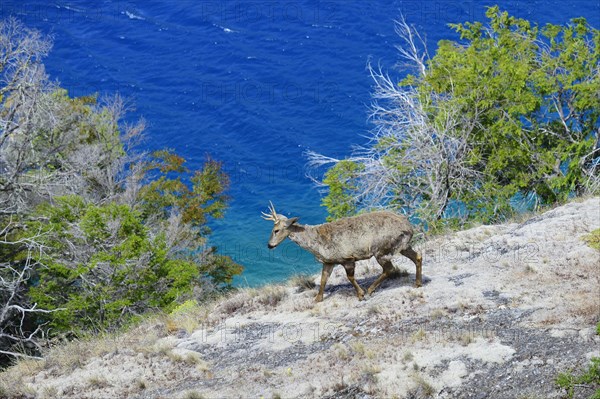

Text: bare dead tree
xmin=0 ymin=18 xmax=148 ymax=216
xmin=0 ymin=18 xmax=51 ymax=147
xmin=0 ymin=220 xmax=65 ymax=361
xmin=581 ymin=132 xmax=600 ymax=194
xmin=0 ymin=18 xmax=148 ymax=362
xmin=392 ymin=15 xmax=429 ymax=77
xmin=307 ymin=18 xmax=482 ymax=224
xmin=0 ymin=17 xmax=237 ymax=360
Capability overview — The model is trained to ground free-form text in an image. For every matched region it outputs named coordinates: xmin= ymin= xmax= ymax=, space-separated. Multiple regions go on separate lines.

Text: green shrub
xmin=321 ymin=160 xmax=364 ymax=221
xmin=317 ymin=8 xmax=599 ymax=228
xmin=556 ymin=357 xmax=600 ymax=399
xmin=584 ymin=229 xmax=600 ymax=251
xmin=28 ymin=197 xmax=203 ymax=333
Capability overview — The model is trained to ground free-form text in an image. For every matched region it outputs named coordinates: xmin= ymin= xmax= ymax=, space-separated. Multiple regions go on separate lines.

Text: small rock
xmin=531 ymin=358 xmax=544 ymax=366
xmin=579 ymin=327 xmax=595 ymax=341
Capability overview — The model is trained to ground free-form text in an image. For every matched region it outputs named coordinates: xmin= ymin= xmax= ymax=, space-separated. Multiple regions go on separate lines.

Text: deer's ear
xmin=286 ymin=217 xmax=299 ymax=227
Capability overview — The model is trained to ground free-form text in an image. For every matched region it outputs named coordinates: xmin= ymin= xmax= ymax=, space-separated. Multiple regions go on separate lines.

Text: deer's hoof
xmin=314 ymin=295 xmax=323 ymax=303
xmin=356 ymin=289 xmax=365 ymax=301
xmin=415 ymin=281 xmax=422 ymax=288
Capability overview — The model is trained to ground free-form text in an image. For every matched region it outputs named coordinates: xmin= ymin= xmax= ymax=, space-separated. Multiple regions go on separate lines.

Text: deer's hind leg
xmin=366 ymin=256 xmax=395 ymax=296
xmin=400 ymin=246 xmax=422 ymax=287
xmin=342 ymin=261 xmax=365 ymax=301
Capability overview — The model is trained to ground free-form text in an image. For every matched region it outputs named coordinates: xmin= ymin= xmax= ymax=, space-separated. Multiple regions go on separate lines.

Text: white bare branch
xmin=307 ymin=16 xmax=482 ymax=225
xmin=393 ymin=15 xmax=429 ymax=77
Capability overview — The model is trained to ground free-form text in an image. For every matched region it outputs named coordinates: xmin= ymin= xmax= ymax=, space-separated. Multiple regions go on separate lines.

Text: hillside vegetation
xmin=310 ymin=7 xmax=599 ymax=231
xmin=0 ymin=18 xmax=242 ymax=364
xmin=1 ymin=6 xmax=599 ymax=398
xmin=1 ymin=197 xmax=598 ymax=398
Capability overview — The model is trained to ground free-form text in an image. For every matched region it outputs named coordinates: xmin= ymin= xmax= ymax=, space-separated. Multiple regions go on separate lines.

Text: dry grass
xmin=1 ymin=198 xmax=597 ymax=399
xmin=289 ymin=274 xmax=317 ymax=292
xmin=460 ymin=332 xmax=475 ymax=346
xmin=0 ymin=364 xmax=38 ymax=398
xmin=166 ymin=299 xmax=206 ymax=334
xmin=411 ymin=373 xmax=436 ymax=397
xmin=0 ymin=306 xmax=200 ymax=398
xmin=523 ymin=263 xmax=537 ymax=274
xmin=182 ymin=390 xmax=205 ymax=399
xmin=333 ymin=343 xmax=350 ymax=361
xmin=368 ymin=304 xmax=383 ymax=315
xmin=359 ymin=363 xmax=381 ymax=388
xmin=255 ymin=285 xmax=287 ymax=307
xmin=217 ymin=290 xmax=252 ymax=315
xmin=350 ymin=341 xmax=365 ymax=356
xmin=430 ymin=308 xmax=447 ymax=320
xmin=40 ymin=332 xmax=133 ymax=376
xmin=87 ymin=374 xmax=111 ymax=389
xmin=42 ymin=385 xmax=61 ymax=398
xmin=0 ymin=323 xmax=211 ymax=398
xmin=407 ymin=288 xmax=424 ymax=301
xmin=291 ymin=297 xmax=316 ymax=312
xmin=411 ymin=328 xmax=427 ymax=343
xmin=135 ymin=378 xmax=147 ymax=390
xmin=565 ymin=290 xmax=600 ymax=323
xmin=164 ymin=349 xmax=210 ymax=372
xmin=3 ymin=357 xmax=45 ymax=376
xmin=215 ymin=286 xmax=288 ymax=316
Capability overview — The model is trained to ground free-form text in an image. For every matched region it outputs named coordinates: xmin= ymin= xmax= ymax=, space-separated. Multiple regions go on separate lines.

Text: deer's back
xmin=314 ymin=211 xmax=413 ymax=261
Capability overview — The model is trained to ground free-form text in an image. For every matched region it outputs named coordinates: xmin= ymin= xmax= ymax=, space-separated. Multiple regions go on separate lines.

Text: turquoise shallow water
xmin=4 ymin=0 xmax=599 ymax=286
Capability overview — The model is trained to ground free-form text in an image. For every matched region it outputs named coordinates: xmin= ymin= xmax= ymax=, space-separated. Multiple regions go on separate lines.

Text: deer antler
xmin=261 ymin=201 xmax=279 ymax=222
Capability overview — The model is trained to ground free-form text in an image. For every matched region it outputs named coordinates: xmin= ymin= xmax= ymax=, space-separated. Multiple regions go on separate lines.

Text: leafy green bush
xmin=584 ymin=229 xmax=600 ymax=251
xmin=22 ymin=151 xmax=243 ymax=336
xmin=322 ymin=160 xmax=364 ymax=221
xmin=21 ymin=152 xmax=243 ymax=337
xmin=28 ymin=197 xmax=201 ymax=332
xmin=0 ymin=19 xmax=242 ymax=355
xmin=316 ymin=7 xmax=599 ymax=228
xmin=556 ymin=357 xmax=600 ymax=399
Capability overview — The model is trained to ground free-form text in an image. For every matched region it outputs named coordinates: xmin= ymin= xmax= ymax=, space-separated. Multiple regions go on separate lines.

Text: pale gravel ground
xmin=2 ymin=197 xmax=599 ymax=399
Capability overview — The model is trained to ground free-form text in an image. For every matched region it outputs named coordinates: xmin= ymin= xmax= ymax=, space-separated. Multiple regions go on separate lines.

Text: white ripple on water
xmin=124 ymin=10 xmax=145 ymax=21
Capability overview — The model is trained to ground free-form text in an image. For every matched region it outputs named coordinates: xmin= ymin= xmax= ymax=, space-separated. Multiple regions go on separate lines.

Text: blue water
xmin=3 ymin=0 xmax=599 ymax=286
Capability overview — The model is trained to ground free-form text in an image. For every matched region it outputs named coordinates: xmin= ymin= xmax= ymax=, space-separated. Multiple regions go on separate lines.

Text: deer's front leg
xmin=315 ymin=263 xmax=334 ymax=302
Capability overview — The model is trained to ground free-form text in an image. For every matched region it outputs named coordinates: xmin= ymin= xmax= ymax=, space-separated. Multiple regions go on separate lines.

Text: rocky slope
xmin=1 ymin=198 xmax=599 ymax=399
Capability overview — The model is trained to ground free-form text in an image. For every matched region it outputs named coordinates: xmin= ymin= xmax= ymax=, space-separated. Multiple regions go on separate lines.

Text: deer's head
xmin=262 ymin=202 xmax=299 ymax=249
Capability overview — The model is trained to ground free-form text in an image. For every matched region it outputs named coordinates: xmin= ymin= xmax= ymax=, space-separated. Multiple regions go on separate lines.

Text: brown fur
xmin=265 ymin=209 xmax=422 ymax=302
